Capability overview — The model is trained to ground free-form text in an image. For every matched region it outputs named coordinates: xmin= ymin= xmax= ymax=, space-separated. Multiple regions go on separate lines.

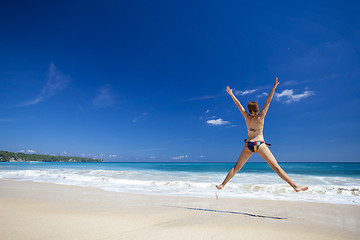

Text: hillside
xmin=0 ymin=151 xmax=103 ymax=162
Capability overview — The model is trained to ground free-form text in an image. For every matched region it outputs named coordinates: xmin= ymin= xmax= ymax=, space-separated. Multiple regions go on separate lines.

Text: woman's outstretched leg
xmin=257 ymin=144 xmax=308 ymax=192
xmin=216 ymin=146 xmax=252 ymax=190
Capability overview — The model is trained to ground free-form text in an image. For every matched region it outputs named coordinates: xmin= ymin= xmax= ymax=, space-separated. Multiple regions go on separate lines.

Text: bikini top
xmin=248 ymin=127 xmax=263 ymax=132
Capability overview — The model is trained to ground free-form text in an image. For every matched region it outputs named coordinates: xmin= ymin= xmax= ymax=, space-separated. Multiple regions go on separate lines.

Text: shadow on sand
xmin=172 ymin=206 xmax=287 ymax=220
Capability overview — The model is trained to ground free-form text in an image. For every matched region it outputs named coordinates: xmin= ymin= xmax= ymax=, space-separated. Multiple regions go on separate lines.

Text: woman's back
xmin=244 ymin=114 xmax=265 ymax=141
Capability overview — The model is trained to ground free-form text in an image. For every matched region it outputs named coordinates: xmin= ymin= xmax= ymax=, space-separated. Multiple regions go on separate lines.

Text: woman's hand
xmin=226 ymin=86 xmax=233 ymax=95
xmin=274 ymin=77 xmax=279 ymax=88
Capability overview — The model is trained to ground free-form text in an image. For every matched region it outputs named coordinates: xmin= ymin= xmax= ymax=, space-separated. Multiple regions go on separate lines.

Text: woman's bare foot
xmin=216 ymin=184 xmax=224 ymax=190
xmin=294 ymin=186 xmax=308 ymax=192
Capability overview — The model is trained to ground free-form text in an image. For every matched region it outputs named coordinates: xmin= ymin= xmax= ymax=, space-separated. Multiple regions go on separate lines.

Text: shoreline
xmin=1 ymin=179 xmax=359 ymax=240
xmin=1 ymin=161 xmax=359 ymax=206
xmin=2 ymin=177 xmax=359 ymax=206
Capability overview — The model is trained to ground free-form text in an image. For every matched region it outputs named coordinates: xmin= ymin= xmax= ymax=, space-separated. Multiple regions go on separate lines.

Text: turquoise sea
xmin=0 ymin=162 xmax=359 ymax=205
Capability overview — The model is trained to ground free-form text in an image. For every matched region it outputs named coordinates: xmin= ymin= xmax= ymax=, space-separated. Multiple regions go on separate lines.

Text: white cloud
xmin=282 ymin=80 xmax=298 ymax=86
xmin=132 ymin=112 xmax=148 ymax=123
xmin=20 ymin=63 xmax=71 ymax=106
xmin=184 ymin=94 xmax=222 ymax=102
xmin=27 ymin=149 xmax=36 ymax=153
xmin=234 ymin=89 xmax=257 ymax=96
xmin=171 ymin=155 xmax=188 ymax=160
xmin=108 ymin=154 xmax=117 ymax=158
xmin=0 ymin=118 xmax=13 ymax=122
xmin=275 ymin=89 xmax=314 ymax=103
xmin=206 ymin=109 xmax=210 ymax=113
xmin=257 ymin=92 xmax=268 ymax=98
xmin=140 ymin=148 xmax=163 ymax=152
xmin=200 ymin=155 xmax=205 ymax=158
xmin=93 ymin=84 xmax=117 ymax=108
xmin=207 ymin=118 xmax=230 ymax=126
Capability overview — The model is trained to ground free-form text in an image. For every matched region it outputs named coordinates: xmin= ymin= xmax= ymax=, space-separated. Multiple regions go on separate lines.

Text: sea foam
xmin=0 ymin=165 xmax=359 ymax=205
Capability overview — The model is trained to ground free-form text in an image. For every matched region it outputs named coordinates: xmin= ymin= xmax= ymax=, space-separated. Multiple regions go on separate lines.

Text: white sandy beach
xmin=0 ymin=179 xmax=359 ymax=240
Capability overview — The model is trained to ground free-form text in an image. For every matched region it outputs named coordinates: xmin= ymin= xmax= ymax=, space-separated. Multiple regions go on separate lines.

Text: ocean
xmin=0 ymin=162 xmax=359 ymax=205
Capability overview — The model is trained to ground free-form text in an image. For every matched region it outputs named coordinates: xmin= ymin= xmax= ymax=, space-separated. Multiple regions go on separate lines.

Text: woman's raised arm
xmin=259 ymin=77 xmax=279 ymax=117
xmin=226 ymin=86 xmax=248 ymax=118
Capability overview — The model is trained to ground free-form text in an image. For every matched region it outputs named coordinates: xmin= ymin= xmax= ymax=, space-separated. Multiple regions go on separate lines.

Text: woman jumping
xmin=216 ymin=78 xmax=308 ymax=192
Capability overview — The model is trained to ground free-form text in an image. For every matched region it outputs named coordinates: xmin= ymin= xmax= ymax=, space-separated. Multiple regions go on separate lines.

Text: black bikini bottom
xmin=244 ymin=139 xmax=271 ymax=152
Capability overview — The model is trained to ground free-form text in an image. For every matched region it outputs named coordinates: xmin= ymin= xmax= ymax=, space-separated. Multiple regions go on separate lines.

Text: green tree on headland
xmin=0 ymin=151 xmax=103 ymax=162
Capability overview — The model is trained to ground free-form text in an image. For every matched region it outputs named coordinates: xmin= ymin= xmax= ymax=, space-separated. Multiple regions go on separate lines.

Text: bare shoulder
xmin=258 ymin=110 xmax=267 ymax=119
xmin=243 ymin=112 xmax=252 ymax=120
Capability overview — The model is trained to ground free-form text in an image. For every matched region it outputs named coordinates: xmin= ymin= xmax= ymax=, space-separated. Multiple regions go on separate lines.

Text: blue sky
xmin=1 ymin=1 xmax=359 ymax=162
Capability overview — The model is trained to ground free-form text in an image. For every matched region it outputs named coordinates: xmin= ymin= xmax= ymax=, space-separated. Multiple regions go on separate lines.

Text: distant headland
xmin=0 ymin=151 xmax=103 ymax=163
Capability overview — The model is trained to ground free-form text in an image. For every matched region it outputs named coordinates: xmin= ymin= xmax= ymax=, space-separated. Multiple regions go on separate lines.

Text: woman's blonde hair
xmin=247 ymin=101 xmax=259 ymax=116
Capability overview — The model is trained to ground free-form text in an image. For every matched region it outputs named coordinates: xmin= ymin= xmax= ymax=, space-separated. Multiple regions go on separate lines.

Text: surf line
xmin=173 ymin=206 xmax=286 ymax=220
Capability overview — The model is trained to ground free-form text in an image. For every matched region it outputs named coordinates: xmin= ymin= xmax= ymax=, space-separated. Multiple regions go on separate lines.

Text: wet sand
xmin=0 ymin=179 xmax=359 ymax=240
